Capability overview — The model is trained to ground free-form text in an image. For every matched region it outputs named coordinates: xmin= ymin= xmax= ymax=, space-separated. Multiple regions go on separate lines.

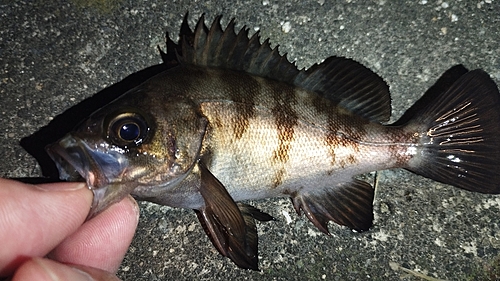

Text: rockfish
xmin=46 ymin=14 xmax=500 ymax=270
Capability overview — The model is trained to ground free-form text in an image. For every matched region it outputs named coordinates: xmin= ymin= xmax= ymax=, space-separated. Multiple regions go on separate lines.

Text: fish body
xmin=46 ymin=14 xmax=500 ymax=270
xmin=131 ymin=65 xmax=398 ymax=204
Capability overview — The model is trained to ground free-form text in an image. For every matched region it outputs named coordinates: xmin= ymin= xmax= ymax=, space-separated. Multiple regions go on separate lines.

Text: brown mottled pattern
xmin=270 ymin=84 xmax=299 ymax=164
xmin=346 ymin=154 xmax=357 ymax=166
xmin=309 ymin=94 xmax=336 ymax=166
xmin=272 ymin=168 xmax=286 ymax=189
xmin=388 ymin=126 xmax=421 ymax=167
xmin=218 ymin=71 xmax=260 ymax=139
xmin=259 ymin=82 xmax=299 ymax=189
xmin=311 ymin=92 xmax=331 ymax=116
xmin=324 ymin=125 xmax=338 ymax=166
xmin=315 ymin=97 xmax=368 ymax=168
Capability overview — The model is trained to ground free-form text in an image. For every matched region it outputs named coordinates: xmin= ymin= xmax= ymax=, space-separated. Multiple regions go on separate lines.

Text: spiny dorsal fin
xmin=162 ymin=14 xmax=391 ymax=123
xmin=178 ymin=14 xmax=300 ymax=84
xmin=159 ymin=13 xmax=193 ymax=67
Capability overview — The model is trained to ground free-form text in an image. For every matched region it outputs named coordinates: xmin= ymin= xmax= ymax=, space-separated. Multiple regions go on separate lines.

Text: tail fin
xmin=401 ymin=69 xmax=500 ymax=194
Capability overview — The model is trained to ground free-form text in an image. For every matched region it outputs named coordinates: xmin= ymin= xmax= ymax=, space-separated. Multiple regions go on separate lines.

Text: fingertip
xmin=12 ymin=258 xmax=121 ymax=281
xmin=49 ymin=196 xmax=139 ymax=273
xmin=124 ymin=195 xmax=140 ymax=223
xmin=12 ymin=258 xmax=92 ymax=281
xmin=35 ymin=181 xmax=89 ymax=192
xmin=0 ymin=179 xmax=93 ymax=276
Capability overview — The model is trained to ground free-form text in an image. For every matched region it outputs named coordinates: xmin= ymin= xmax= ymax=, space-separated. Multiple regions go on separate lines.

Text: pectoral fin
xmin=291 ymin=179 xmax=374 ymax=234
xmin=195 ymin=162 xmax=273 ymax=270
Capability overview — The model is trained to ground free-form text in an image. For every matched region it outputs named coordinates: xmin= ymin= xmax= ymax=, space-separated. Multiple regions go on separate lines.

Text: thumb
xmin=0 ymin=179 xmax=92 ymax=276
xmin=12 ymin=257 xmax=121 ymax=281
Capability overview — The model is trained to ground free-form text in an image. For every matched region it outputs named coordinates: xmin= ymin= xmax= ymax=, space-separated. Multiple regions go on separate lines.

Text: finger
xmin=12 ymin=257 xmax=121 ymax=281
xmin=48 ymin=195 xmax=139 ymax=273
xmin=0 ymin=178 xmax=92 ymax=277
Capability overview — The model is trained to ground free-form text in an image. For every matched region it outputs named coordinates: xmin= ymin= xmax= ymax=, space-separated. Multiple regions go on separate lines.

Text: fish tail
xmin=400 ymin=67 xmax=500 ymax=194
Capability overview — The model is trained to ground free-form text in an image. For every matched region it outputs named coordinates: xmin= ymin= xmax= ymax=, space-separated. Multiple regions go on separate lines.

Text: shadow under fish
xmin=33 ymin=14 xmax=500 ymax=270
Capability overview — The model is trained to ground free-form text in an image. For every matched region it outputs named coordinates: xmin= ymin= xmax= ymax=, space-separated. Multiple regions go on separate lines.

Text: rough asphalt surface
xmin=1 ymin=0 xmax=500 ymax=280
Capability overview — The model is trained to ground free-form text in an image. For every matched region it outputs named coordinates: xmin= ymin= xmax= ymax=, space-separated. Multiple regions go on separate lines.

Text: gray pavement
xmin=1 ymin=0 xmax=500 ymax=280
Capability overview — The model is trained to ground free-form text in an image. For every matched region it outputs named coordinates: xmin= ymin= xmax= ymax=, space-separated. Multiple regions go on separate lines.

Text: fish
xmin=46 ymin=14 xmax=500 ymax=270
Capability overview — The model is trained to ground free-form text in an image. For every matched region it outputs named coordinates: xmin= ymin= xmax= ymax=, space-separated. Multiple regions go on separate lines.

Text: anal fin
xmin=291 ymin=179 xmax=374 ymax=234
xmin=195 ymin=162 xmax=273 ymax=270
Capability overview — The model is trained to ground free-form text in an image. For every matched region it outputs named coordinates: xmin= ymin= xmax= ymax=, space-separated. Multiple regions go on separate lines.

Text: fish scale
xmin=46 ymin=14 xmax=500 ymax=270
xmin=194 ymin=69 xmax=396 ymax=192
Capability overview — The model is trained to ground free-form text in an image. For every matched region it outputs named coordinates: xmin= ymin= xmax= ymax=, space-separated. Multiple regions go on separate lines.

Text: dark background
xmin=1 ymin=1 xmax=500 ymax=280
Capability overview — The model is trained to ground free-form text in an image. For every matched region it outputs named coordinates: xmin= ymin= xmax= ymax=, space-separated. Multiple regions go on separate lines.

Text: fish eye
xmin=119 ymin=122 xmax=140 ymax=141
xmin=107 ymin=112 xmax=149 ymax=148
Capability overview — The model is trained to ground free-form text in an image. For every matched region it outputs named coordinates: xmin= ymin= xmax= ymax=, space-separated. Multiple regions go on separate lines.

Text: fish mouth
xmin=47 ymin=135 xmax=107 ymax=188
xmin=46 ymin=139 xmax=87 ymax=183
xmin=46 ymin=135 xmax=132 ymax=218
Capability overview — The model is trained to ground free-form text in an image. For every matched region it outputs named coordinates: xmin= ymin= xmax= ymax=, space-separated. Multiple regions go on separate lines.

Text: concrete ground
xmin=1 ymin=0 xmax=500 ymax=280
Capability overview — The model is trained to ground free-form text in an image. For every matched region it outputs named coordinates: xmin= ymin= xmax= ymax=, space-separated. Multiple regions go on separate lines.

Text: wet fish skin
xmin=46 ymin=14 xmax=500 ymax=270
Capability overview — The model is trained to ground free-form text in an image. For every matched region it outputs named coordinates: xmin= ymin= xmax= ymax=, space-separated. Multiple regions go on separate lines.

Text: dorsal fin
xmin=160 ymin=14 xmax=391 ymax=123
xmin=177 ymin=14 xmax=301 ymax=84
xmin=159 ymin=13 xmax=193 ymax=67
xmin=294 ymin=57 xmax=391 ymax=122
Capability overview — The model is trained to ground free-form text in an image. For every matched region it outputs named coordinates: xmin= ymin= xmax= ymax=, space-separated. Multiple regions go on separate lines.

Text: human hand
xmin=0 ymin=178 xmax=139 ymax=280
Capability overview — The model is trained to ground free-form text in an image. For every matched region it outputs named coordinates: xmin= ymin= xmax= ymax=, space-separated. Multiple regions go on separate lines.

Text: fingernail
xmin=33 ymin=258 xmax=94 ymax=281
xmin=127 ymin=195 xmax=140 ymax=219
xmin=68 ymin=267 xmax=95 ymax=281
xmin=35 ymin=182 xmax=88 ymax=192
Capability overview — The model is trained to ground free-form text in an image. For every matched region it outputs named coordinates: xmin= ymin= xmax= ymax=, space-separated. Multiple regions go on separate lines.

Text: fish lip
xmin=46 ymin=135 xmax=128 ymax=189
xmin=46 ymin=135 xmax=133 ymax=219
xmin=46 ymin=136 xmax=93 ymax=185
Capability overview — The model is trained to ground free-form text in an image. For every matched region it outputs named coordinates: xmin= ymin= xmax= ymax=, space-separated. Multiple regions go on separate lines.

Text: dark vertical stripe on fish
xmin=271 ymin=85 xmax=298 ymax=164
xmin=272 ymin=168 xmax=286 ymax=188
xmin=312 ymin=96 xmax=366 ymax=168
xmin=220 ymin=71 xmax=260 ymax=139
xmin=311 ymin=94 xmax=339 ymax=166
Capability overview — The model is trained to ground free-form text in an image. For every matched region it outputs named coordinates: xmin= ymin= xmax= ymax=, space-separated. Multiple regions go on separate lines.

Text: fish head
xmin=46 ymin=85 xmax=208 ymax=218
